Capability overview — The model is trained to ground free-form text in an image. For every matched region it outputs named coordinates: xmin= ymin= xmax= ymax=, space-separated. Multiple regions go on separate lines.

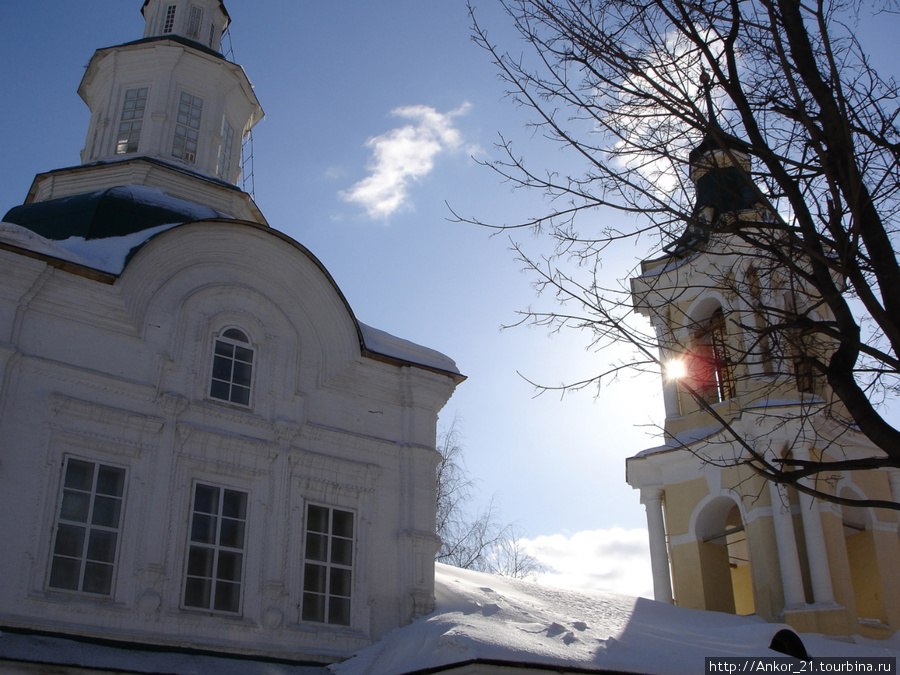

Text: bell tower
xmin=625 ymin=85 xmax=900 ymax=639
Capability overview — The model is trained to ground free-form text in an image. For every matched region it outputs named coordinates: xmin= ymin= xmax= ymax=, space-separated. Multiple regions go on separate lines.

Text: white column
xmin=794 ymin=446 xmax=835 ymax=604
xmin=641 ymin=487 xmax=674 ymax=604
xmin=768 ymin=480 xmax=806 ymax=609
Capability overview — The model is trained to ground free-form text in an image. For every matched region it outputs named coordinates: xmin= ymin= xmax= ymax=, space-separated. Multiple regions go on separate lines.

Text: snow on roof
xmin=358 ymin=322 xmax=460 ymax=376
xmin=0 ymin=219 xmax=179 ymax=274
xmin=331 ymin=564 xmax=900 ymax=675
xmin=632 ymin=425 xmax=723 ymax=458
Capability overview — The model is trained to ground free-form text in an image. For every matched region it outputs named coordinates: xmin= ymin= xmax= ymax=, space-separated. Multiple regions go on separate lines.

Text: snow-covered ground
xmin=332 ymin=563 xmax=900 ymax=674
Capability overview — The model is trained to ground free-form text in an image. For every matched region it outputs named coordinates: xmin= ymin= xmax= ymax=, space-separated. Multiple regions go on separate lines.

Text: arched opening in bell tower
xmin=694 ymin=496 xmax=755 ymax=615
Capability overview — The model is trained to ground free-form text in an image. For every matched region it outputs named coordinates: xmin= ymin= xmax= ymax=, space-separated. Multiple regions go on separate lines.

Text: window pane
xmin=86 ymin=530 xmax=118 ymax=563
xmin=306 ymin=533 xmax=327 ymax=562
xmin=191 ymin=513 xmax=217 ymax=544
xmin=307 ymin=505 xmax=328 ymax=533
xmin=60 ymin=491 xmax=90 ymax=523
xmin=209 ymin=379 xmax=230 ymax=401
xmin=54 ymin=524 xmax=86 ymax=557
xmin=231 ymin=361 xmax=252 ymax=387
xmin=222 ymin=328 xmax=246 ymax=342
xmin=214 ymin=340 xmax=234 ymax=357
xmin=219 ymin=518 xmax=245 ymax=549
xmin=82 ymin=562 xmax=114 ymax=595
xmin=187 ymin=546 xmax=214 ymax=577
xmin=96 ymin=466 xmax=125 ymax=497
xmin=212 ymin=354 xmax=232 ymax=380
xmin=231 ymin=385 xmax=250 ymax=406
xmin=184 ymin=577 xmax=211 ymax=608
xmin=64 ymin=460 xmax=93 ymax=490
xmin=304 ymin=563 xmax=326 ymax=593
xmin=216 ymin=551 xmax=243 ymax=581
xmin=329 ymin=597 xmax=351 ymax=626
xmin=214 ymin=581 xmax=241 ymax=613
xmin=330 ymin=568 xmax=352 ymax=597
xmin=222 ymin=490 xmax=247 ymax=519
xmin=302 ymin=592 xmax=325 ymax=622
xmin=193 ymin=484 xmax=219 ymax=514
xmin=332 ymin=510 xmax=354 ymax=538
xmin=91 ymin=495 xmax=121 ymax=528
xmin=331 ymin=538 xmax=353 ymax=566
xmin=49 ymin=557 xmax=81 ymax=590
xmin=234 ymin=346 xmax=253 ymax=364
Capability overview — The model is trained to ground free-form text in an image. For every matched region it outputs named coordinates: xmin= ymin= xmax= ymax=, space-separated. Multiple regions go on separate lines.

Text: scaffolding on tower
xmin=221 ymin=27 xmax=257 ymax=200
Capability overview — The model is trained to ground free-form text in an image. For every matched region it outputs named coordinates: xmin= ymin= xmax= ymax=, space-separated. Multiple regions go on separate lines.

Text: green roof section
xmin=3 ymin=185 xmax=229 ymax=241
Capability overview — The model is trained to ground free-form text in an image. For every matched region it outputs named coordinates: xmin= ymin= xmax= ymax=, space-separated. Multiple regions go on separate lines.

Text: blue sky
xmin=0 ymin=1 xmax=667 ymax=596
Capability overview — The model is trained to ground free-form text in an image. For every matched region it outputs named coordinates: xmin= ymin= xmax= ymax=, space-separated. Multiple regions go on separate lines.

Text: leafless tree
xmin=461 ymin=0 xmax=900 ymax=509
xmin=435 ymin=418 xmax=545 ymax=579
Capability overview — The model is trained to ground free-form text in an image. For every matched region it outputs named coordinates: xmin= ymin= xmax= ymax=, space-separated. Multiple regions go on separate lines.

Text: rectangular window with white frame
xmin=162 ymin=4 xmax=177 ymax=34
xmin=115 ymin=87 xmax=148 ymax=155
xmin=172 ymin=91 xmax=203 ymax=163
xmin=183 ymin=482 xmax=248 ymax=614
xmin=48 ymin=457 xmax=126 ymax=596
xmin=302 ymin=504 xmax=354 ymax=626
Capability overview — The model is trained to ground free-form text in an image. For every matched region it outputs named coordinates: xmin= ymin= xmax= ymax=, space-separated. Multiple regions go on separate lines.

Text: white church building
xmin=0 ymin=0 xmax=463 ymax=670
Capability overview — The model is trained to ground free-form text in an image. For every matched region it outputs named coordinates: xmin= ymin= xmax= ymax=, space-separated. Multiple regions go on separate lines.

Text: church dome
xmin=3 ymin=185 xmax=229 ymax=241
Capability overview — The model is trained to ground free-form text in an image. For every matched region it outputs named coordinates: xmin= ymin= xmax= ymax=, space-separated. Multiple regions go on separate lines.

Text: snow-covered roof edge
xmin=358 ymin=322 xmax=461 ymax=380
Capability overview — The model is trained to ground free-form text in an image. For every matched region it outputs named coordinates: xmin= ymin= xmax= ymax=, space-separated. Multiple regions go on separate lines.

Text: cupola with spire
xmin=4 ymin=0 xmax=266 ymax=230
xmin=666 ymin=75 xmax=766 ymax=255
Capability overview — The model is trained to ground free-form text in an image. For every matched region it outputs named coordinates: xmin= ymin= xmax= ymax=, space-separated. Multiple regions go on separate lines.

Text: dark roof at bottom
xmin=0 ymin=626 xmax=328 ymax=675
xmin=3 ymin=185 xmax=229 ymax=241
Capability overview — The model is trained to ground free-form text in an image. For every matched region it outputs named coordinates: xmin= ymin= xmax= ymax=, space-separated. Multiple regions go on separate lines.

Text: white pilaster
xmin=767 ymin=480 xmax=806 ymax=609
xmin=794 ymin=446 xmax=835 ymax=604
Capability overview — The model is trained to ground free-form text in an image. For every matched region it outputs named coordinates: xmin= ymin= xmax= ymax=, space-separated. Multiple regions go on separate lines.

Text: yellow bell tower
xmin=626 ymin=99 xmax=900 ymax=639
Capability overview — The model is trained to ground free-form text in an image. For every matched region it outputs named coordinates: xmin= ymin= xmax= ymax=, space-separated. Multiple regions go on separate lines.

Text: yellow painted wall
xmin=846 ymin=530 xmax=886 ymax=623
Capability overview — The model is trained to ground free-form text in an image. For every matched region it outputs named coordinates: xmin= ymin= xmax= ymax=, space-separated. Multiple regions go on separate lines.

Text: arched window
xmin=209 ymin=328 xmax=254 ymax=406
xmin=687 ymin=308 xmax=735 ymax=404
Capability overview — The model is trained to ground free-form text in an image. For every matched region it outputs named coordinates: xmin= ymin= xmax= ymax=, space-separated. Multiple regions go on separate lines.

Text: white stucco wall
xmin=0 ymin=219 xmax=458 ymax=664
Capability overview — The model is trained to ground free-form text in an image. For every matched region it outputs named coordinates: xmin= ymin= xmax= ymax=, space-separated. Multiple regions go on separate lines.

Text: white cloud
xmin=523 ymin=527 xmax=654 ymax=599
xmin=342 ymin=103 xmax=471 ymax=218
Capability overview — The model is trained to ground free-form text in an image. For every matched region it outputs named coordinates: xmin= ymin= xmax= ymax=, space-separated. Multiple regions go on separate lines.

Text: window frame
xmin=172 ymin=91 xmax=203 ymax=164
xmin=300 ymin=503 xmax=356 ymax=626
xmin=162 ymin=4 xmax=177 ymax=34
xmin=182 ymin=481 xmax=249 ymax=615
xmin=47 ymin=456 xmax=127 ymax=597
xmin=187 ymin=5 xmax=204 ymax=39
xmin=208 ymin=327 xmax=255 ymax=408
xmin=115 ymin=86 xmax=149 ymax=155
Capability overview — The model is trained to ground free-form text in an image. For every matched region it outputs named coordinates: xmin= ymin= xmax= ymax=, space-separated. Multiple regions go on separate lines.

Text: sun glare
xmin=665 ymin=358 xmax=687 ymax=381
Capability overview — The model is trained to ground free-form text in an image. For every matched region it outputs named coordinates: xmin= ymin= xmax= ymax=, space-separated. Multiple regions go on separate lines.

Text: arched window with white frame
xmin=209 ymin=328 xmax=254 ymax=407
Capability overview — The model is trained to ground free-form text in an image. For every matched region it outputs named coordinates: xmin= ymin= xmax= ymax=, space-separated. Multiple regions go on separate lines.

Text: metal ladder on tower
xmin=221 ymin=26 xmax=257 ymax=201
